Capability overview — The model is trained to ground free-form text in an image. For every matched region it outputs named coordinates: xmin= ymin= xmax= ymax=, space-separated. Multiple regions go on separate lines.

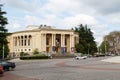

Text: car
xmin=75 ymin=56 xmax=87 ymax=60
xmin=0 ymin=65 xmax=4 ymax=76
xmin=0 ymin=61 xmax=16 ymax=71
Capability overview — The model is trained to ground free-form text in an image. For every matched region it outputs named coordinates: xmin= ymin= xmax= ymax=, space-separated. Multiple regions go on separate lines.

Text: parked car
xmin=0 ymin=65 xmax=4 ymax=76
xmin=75 ymin=56 xmax=87 ymax=60
xmin=0 ymin=61 xmax=16 ymax=71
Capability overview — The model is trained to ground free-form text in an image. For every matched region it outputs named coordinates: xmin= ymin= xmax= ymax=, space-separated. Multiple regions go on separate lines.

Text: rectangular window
xmin=46 ymin=37 xmax=49 ymax=45
xmin=21 ymin=40 xmax=23 ymax=46
xmin=28 ymin=39 xmax=30 ymax=46
xmin=65 ymin=38 xmax=67 ymax=45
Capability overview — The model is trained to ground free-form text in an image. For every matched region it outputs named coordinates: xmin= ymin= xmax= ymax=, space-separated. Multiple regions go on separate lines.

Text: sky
xmin=1 ymin=0 xmax=120 ymax=45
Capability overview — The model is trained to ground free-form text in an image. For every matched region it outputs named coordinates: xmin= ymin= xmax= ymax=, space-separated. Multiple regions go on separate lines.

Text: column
xmin=53 ymin=34 xmax=56 ymax=46
xmin=63 ymin=34 xmax=65 ymax=47
xmin=70 ymin=34 xmax=75 ymax=53
xmin=19 ymin=36 xmax=21 ymax=46
xmin=16 ymin=37 xmax=18 ymax=46
xmin=61 ymin=34 xmax=63 ymax=47
xmin=71 ymin=34 xmax=74 ymax=47
xmin=26 ymin=36 xmax=28 ymax=46
xmin=52 ymin=34 xmax=54 ymax=46
xmin=23 ymin=36 xmax=24 ymax=46
xmin=70 ymin=34 xmax=72 ymax=49
xmin=41 ymin=33 xmax=46 ymax=51
xmin=13 ymin=37 xmax=15 ymax=46
xmin=61 ymin=34 xmax=66 ymax=54
xmin=52 ymin=34 xmax=56 ymax=52
xmin=61 ymin=34 xmax=65 ymax=47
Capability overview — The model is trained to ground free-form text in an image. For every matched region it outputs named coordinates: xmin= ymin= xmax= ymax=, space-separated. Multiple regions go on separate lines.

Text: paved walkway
xmin=10 ymin=56 xmax=120 ymax=63
xmin=1 ymin=56 xmax=120 ymax=80
xmin=0 ymin=72 xmax=38 ymax=80
xmin=101 ymin=56 xmax=120 ymax=63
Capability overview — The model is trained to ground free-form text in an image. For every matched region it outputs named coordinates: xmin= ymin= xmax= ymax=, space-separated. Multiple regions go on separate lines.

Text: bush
xmin=33 ymin=48 xmax=39 ymax=55
xmin=20 ymin=52 xmax=29 ymax=57
xmin=20 ymin=54 xmax=49 ymax=60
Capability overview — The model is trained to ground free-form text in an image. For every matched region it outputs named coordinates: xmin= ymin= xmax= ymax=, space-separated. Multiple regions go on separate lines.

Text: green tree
xmin=0 ymin=4 xmax=9 ymax=58
xmin=74 ymin=24 xmax=97 ymax=55
xmin=99 ymin=41 xmax=108 ymax=54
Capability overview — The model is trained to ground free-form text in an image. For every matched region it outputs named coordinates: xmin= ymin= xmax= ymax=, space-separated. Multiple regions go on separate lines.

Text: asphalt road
xmin=1 ymin=57 xmax=120 ymax=80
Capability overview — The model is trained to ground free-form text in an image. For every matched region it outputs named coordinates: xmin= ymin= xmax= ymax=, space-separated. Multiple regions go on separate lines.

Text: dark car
xmin=0 ymin=61 xmax=16 ymax=71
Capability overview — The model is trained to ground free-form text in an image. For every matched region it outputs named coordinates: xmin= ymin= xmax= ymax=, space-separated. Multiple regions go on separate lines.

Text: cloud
xmin=6 ymin=22 xmax=21 ymax=32
xmin=92 ymin=24 xmax=110 ymax=44
xmin=24 ymin=15 xmax=40 ymax=25
xmin=2 ymin=0 xmax=120 ymax=44
xmin=2 ymin=0 xmax=40 ymax=12
xmin=81 ymin=0 xmax=120 ymax=15
xmin=105 ymin=12 xmax=120 ymax=24
xmin=61 ymin=14 xmax=98 ymax=29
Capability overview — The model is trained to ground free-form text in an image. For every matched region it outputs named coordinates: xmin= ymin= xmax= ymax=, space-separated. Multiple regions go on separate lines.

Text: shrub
xmin=20 ymin=54 xmax=48 ymax=60
xmin=33 ymin=48 xmax=39 ymax=55
xmin=20 ymin=52 xmax=29 ymax=57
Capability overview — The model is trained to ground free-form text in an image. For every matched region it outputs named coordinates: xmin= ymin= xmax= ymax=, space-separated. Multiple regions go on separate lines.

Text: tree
xmin=0 ymin=4 xmax=9 ymax=58
xmin=99 ymin=40 xmax=109 ymax=54
xmin=74 ymin=24 xmax=97 ymax=55
xmin=103 ymin=31 xmax=120 ymax=55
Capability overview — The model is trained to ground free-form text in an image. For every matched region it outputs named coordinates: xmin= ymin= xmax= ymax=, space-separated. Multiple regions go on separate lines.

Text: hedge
xmin=20 ymin=55 xmax=49 ymax=60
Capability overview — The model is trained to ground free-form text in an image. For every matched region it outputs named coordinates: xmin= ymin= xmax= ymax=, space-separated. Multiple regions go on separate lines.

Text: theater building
xmin=7 ymin=25 xmax=79 ymax=57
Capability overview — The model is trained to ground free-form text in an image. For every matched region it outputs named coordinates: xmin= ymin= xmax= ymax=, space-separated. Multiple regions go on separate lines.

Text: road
xmin=1 ymin=57 xmax=120 ymax=80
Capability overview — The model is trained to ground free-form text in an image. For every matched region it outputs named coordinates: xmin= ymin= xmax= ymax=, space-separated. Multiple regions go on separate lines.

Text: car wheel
xmin=76 ymin=58 xmax=79 ymax=60
xmin=8 ymin=67 xmax=13 ymax=71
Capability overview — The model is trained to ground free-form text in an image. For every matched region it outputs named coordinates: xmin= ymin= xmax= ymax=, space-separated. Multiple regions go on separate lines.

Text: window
xmin=28 ymin=35 xmax=32 ymax=46
xmin=24 ymin=40 xmax=26 ymax=46
xmin=24 ymin=36 xmax=27 ymax=46
xmin=25 ymin=49 xmax=27 ymax=51
xmin=46 ymin=37 xmax=49 ymax=45
xmin=65 ymin=38 xmax=67 ymax=45
xmin=14 ymin=37 xmax=17 ymax=46
xmin=28 ymin=39 xmax=30 ymax=46
xmin=21 ymin=36 xmax=23 ymax=46
xmin=29 ymin=49 xmax=31 ymax=51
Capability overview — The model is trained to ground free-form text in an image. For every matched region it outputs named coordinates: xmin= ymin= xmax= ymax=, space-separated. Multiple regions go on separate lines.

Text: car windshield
xmin=0 ymin=61 xmax=7 ymax=64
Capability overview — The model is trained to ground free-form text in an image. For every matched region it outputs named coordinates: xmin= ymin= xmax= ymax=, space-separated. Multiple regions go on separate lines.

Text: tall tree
xmin=103 ymin=31 xmax=120 ymax=55
xmin=0 ymin=4 xmax=9 ymax=58
xmin=99 ymin=40 xmax=109 ymax=54
xmin=74 ymin=24 xmax=97 ymax=55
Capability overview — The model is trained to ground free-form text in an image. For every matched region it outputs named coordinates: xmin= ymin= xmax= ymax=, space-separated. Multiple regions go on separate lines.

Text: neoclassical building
xmin=7 ymin=25 xmax=79 ymax=57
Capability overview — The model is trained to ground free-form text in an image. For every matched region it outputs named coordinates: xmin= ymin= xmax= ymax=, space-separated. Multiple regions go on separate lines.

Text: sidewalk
xmin=9 ymin=58 xmax=23 ymax=62
xmin=101 ymin=56 xmax=120 ymax=63
xmin=10 ymin=56 xmax=120 ymax=63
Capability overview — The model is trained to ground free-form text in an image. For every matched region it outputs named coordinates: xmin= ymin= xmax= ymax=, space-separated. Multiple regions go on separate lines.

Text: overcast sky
xmin=1 ymin=0 xmax=120 ymax=45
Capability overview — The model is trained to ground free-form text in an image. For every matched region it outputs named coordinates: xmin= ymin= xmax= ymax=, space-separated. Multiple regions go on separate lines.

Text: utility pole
xmin=105 ymin=40 xmax=107 ymax=54
xmin=3 ymin=44 xmax=4 ymax=59
xmin=88 ymin=44 xmax=90 ymax=56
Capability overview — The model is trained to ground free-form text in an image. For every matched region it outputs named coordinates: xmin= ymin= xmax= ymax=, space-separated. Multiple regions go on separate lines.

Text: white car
xmin=75 ymin=56 xmax=87 ymax=60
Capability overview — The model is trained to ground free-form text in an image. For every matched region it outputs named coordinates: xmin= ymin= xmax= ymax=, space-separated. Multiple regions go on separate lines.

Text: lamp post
xmin=2 ymin=44 xmax=4 ymax=59
xmin=88 ymin=44 xmax=90 ymax=56
xmin=105 ymin=40 xmax=107 ymax=54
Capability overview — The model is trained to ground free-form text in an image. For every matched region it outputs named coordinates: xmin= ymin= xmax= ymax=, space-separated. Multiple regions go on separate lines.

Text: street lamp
xmin=2 ymin=44 xmax=4 ymax=59
xmin=88 ymin=44 xmax=90 ymax=55
xmin=105 ymin=40 xmax=107 ymax=54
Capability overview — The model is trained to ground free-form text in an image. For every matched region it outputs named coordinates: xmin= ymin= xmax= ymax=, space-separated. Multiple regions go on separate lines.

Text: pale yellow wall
xmin=7 ymin=28 xmax=79 ymax=57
